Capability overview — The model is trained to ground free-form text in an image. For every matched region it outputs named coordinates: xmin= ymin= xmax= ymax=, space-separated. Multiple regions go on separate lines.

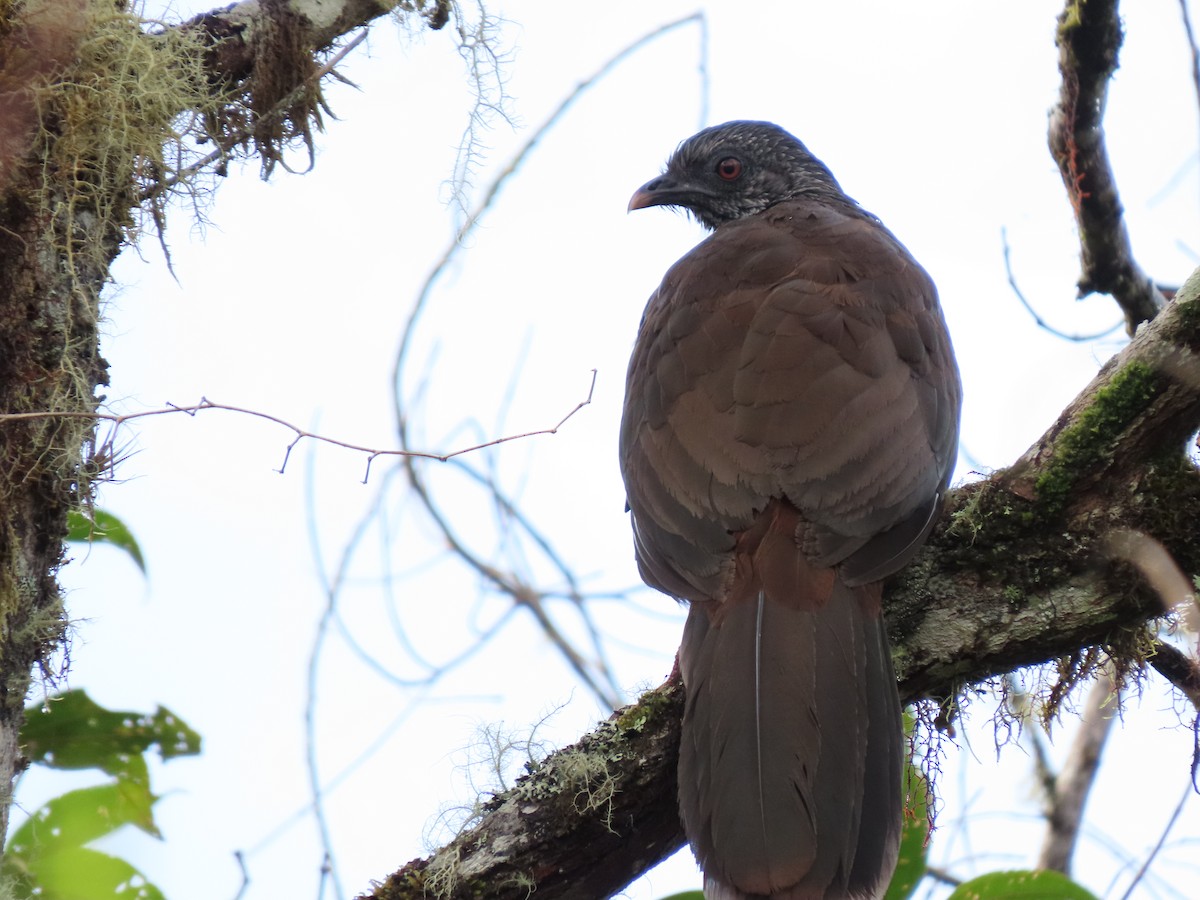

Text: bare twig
xmin=401 ymin=456 xmax=623 ymax=708
xmin=303 ymin=451 xmax=395 ymax=900
xmin=231 ymin=850 xmax=250 ymax=900
xmin=922 ymin=865 xmax=964 ymax=887
xmin=300 ymin=21 xmax=711 ymax=893
xmin=390 ymin=12 xmax=710 ymax=709
xmin=1180 ymin=0 xmax=1200 ymax=131
xmin=1118 ymin=782 xmax=1192 ymax=900
xmin=391 ymin=11 xmax=709 ymax=392
xmin=1001 ymin=227 xmax=1123 ymax=342
xmin=0 ymin=388 xmax=594 ymax=482
xmin=1049 ymin=0 xmax=1167 ymax=331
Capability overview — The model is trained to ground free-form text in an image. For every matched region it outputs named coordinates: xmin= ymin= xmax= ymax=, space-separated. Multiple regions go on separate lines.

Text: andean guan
xmin=619 ymin=121 xmax=961 ymax=900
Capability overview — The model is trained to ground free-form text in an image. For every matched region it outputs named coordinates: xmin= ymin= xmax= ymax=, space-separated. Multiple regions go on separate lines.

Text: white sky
xmin=17 ymin=1 xmax=1200 ymax=898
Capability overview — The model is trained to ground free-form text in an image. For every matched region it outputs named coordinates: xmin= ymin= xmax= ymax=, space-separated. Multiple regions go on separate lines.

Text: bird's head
xmin=628 ymin=120 xmax=846 ymax=231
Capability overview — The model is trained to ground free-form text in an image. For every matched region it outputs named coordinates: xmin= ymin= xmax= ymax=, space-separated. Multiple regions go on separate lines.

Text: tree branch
xmin=358 ymin=265 xmax=1200 ymax=897
xmin=1037 ymin=668 xmax=1117 ymax=873
xmin=1149 ymin=639 xmax=1200 ymax=709
xmin=185 ymin=0 xmax=436 ymax=82
xmin=363 ymin=679 xmax=687 ymax=900
xmin=1048 ymin=0 xmax=1167 ymax=331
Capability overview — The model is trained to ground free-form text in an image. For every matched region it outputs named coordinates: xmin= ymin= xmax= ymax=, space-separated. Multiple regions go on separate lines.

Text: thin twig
xmin=447 ymin=456 xmax=624 ymax=695
xmin=390 ymin=12 xmax=709 ymax=393
xmin=0 ymin=386 xmax=594 ymax=481
xmin=302 ymin=451 xmax=391 ymax=900
xmin=1179 ymin=0 xmax=1200 ymax=135
xmin=1001 ymin=227 xmax=1123 ymax=342
xmin=922 ymin=865 xmax=963 ymax=887
xmin=391 ymin=12 xmax=709 ymax=709
xmin=295 ymin=17 xmax=709 ymax=877
xmin=402 ymin=458 xmax=623 ymax=708
xmin=231 ymin=850 xmax=250 ymax=900
xmin=1119 ymin=782 xmax=1192 ymax=900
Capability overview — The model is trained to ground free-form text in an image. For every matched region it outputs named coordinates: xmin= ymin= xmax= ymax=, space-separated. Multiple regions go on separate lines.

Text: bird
xmin=619 ymin=121 xmax=961 ymax=900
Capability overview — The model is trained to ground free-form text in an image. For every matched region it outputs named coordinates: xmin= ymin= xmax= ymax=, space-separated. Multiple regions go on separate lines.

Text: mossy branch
xmin=361 ymin=265 xmax=1200 ymax=899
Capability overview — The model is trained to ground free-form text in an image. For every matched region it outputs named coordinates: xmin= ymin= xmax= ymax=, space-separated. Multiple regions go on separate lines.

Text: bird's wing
xmin=619 ymin=198 xmax=960 ymax=603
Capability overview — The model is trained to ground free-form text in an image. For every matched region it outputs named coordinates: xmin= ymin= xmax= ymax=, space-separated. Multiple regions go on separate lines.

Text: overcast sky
xmin=20 ymin=2 xmax=1200 ymax=898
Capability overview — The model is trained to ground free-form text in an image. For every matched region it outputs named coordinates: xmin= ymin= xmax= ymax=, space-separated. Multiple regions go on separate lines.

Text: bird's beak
xmin=628 ymin=176 xmax=679 ymax=212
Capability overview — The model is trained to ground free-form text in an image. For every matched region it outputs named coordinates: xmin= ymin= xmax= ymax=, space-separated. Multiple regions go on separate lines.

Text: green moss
xmin=1034 ymin=361 xmax=1158 ymax=515
xmin=942 ymin=485 xmax=1036 ymax=573
xmin=615 ymin=680 xmax=677 ymax=734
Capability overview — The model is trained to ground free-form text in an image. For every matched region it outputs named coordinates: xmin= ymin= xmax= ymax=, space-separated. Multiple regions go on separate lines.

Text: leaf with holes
xmin=21 ymin=689 xmax=201 ymax=781
xmin=6 ymin=780 xmax=160 ymax=859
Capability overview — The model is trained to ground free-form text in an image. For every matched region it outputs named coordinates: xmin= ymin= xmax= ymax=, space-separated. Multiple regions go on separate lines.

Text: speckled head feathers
xmin=628 ymin=121 xmax=847 ymax=230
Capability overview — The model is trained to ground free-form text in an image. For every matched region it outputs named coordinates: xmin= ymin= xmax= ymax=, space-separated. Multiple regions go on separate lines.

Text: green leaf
xmin=883 ymin=757 xmax=931 ymax=899
xmin=67 ymin=508 xmax=146 ymax=573
xmin=947 ymin=870 xmax=1100 ymax=900
xmin=655 ymin=893 xmax=705 ymax=900
xmin=22 ymin=689 xmax=201 ymax=780
xmin=11 ymin=845 xmax=165 ymax=900
xmin=6 ymin=780 xmax=160 ymax=859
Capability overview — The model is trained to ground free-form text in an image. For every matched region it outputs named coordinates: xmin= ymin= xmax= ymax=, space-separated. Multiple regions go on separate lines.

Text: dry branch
xmin=360 ymin=267 xmax=1200 ymax=896
xmin=0 ymin=381 xmax=595 ymax=483
xmin=1049 ymin=0 xmax=1167 ymax=331
xmin=1149 ymin=639 xmax=1200 ymax=709
xmin=1037 ymin=669 xmax=1116 ymax=873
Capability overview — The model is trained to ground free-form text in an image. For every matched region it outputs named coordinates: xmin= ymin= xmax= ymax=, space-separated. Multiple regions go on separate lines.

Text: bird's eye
xmin=716 ymin=157 xmax=743 ymax=181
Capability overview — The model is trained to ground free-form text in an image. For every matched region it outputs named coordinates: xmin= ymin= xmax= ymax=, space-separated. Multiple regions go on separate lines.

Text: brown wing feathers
xmin=621 ymin=122 xmax=960 ymax=899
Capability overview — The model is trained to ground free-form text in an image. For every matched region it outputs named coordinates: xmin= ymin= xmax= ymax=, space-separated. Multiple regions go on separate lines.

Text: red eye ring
xmin=716 ymin=157 xmax=743 ymax=181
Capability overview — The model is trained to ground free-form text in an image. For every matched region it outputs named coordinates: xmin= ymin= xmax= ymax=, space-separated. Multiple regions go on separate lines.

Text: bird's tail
xmin=677 ymin=574 xmax=903 ymax=899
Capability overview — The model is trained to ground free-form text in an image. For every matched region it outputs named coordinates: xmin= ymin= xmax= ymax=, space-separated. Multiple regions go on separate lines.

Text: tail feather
xmin=844 ymin=615 xmax=902 ymax=895
xmin=678 ymin=580 xmax=902 ymax=899
xmin=803 ymin=585 xmax=870 ymax=893
xmin=680 ymin=593 xmax=820 ymax=892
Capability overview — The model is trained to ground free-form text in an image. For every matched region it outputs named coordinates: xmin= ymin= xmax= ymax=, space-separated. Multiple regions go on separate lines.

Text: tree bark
xmin=1049 ymin=0 xmax=1167 ymax=330
xmin=360 ymin=265 xmax=1200 ymax=899
xmin=0 ymin=0 xmax=108 ymax=844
